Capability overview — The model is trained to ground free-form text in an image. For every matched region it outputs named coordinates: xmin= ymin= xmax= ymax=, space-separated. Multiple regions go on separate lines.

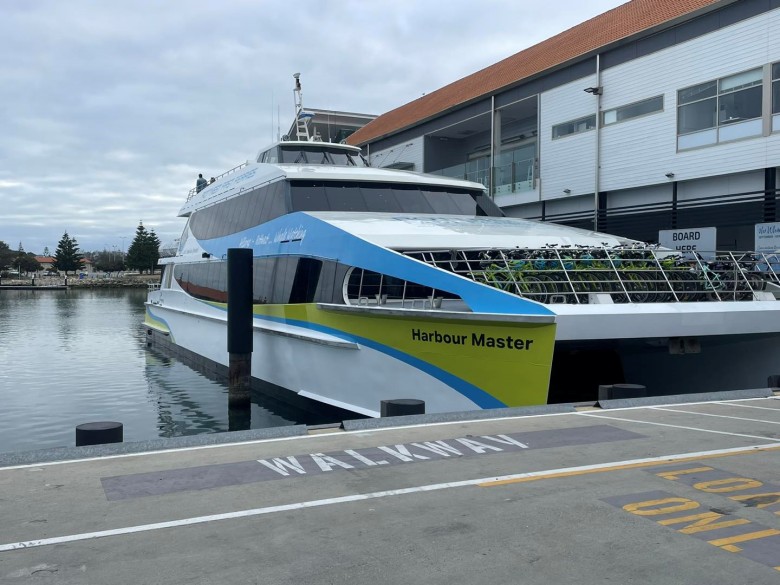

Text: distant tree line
xmin=0 ymin=221 xmax=162 ymax=276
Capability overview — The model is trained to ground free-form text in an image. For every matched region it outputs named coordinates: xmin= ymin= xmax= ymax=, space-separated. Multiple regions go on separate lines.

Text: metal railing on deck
xmin=404 ymin=247 xmax=780 ymax=304
xmin=185 ymin=162 xmax=249 ymax=202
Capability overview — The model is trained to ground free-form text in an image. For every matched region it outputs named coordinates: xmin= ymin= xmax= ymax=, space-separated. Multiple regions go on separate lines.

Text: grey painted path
xmin=1 ymin=395 xmax=780 ymax=584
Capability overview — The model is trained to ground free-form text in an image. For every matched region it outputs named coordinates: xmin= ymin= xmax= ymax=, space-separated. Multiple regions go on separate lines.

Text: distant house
xmin=34 ymin=256 xmax=56 ymax=273
xmin=33 ymin=256 xmax=93 ymax=274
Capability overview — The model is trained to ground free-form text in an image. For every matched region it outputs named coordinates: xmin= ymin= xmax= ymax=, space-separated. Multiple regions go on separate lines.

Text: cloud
xmin=0 ymin=0 xmax=625 ymax=253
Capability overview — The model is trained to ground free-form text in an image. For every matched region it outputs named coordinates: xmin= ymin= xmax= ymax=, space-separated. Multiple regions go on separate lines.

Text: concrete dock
xmin=1 ymin=392 xmax=779 ymax=584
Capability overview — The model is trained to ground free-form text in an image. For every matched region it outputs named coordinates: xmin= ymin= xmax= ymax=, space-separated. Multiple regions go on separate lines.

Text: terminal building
xmin=347 ymin=0 xmax=780 ymax=251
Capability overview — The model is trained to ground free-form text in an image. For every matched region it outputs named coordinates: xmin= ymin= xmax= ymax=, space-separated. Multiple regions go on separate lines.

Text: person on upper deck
xmin=196 ymin=173 xmax=207 ymax=193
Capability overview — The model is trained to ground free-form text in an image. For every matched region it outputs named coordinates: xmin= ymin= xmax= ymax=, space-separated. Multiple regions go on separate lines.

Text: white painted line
xmin=1 ymin=441 xmax=778 ymax=553
xmin=710 ymin=401 xmax=780 ymax=412
xmin=577 ymin=411 xmax=780 ymax=441
xmin=650 ymin=406 xmax=780 ymax=425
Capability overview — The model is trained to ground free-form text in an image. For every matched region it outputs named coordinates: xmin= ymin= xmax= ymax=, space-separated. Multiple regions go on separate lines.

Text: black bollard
xmin=227 ymin=248 xmax=253 ymax=409
xmin=381 ymin=399 xmax=425 ymax=417
xmin=76 ymin=421 xmax=123 ymax=446
xmin=599 ymin=383 xmax=647 ymax=401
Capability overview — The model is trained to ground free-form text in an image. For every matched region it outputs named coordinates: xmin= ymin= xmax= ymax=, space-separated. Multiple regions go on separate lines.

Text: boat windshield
xmin=260 ymin=145 xmax=369 ymax=167
xmin=290 ymin=180 xmax=502 ymax=216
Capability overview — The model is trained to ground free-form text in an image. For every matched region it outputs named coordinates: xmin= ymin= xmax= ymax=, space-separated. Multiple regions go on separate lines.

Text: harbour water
xmin=0 ymin=288 xmax=328 ymax=455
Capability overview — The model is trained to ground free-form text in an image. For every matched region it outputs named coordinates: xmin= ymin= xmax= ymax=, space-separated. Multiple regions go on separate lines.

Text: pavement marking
xmin=604 ymin=490 xmax=780 ymax=572
xmin=478 ymin=443 xmax=780 ymax=487
xmin=2 ymin=442 xmax=779 ymax=553
xmin=576 ymin=411 xmax=780 ymax=441
xmin=711 ymin=402 xmax=780 ymax=412
xmin=101 ymin=425 xmax=638 ymax=501
xmin=649 ymin=406 xmax=780 ymax=425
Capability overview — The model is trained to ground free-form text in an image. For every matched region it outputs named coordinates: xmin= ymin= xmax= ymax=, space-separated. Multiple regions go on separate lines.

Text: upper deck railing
xmin=185 ymin=161 xmax=249 ymax=203
xmin=404 ymin=246 xmax=780 ymax=304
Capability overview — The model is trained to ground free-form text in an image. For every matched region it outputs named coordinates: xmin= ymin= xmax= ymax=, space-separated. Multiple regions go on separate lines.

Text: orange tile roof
xmin=348 ymin=0 xmax=723 ymax=146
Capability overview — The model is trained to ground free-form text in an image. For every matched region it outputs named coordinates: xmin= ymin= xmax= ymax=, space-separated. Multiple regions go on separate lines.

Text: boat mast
xmin=293 ymin=72 xmax=312 ymax=141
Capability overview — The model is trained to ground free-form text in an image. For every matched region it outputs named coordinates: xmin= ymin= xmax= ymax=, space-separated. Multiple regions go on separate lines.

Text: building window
xmin=677 ymin=68 xmax=762 ymax=149
xmin=773 ymin=62 xmax=780 ymax=132
xmin=602 ymin=95 xmax=663 ymax=126
xmin=552 ymin=115 xmax=596 ymax=139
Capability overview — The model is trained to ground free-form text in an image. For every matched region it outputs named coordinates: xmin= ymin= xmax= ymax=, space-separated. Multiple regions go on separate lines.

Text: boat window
xmin=325 ymin=183 xmax=369 ymax=211
xmin=173 ymin=262 xmax=228 ymax=303
xmin=278 ymin=145 xmax=368 ymax=167
xmin=344 ymin=267 xmax=461 ymax=307
xmin=290 ymin=183 xmax=324 ymax=211
xmin=189 ymin=180 xmax=291 ymax=240
xmin=252 ymin=258 xmax=275 ymax=303
xmin=391 ymin=184 xmax=436 ymax=213
xmin=289 ymin=181 xmax=497 ymax=216
xmin=289 ymin=258 xmax=323 ymax=303
xmin=264 ymin=180 xmax=289 ymax=221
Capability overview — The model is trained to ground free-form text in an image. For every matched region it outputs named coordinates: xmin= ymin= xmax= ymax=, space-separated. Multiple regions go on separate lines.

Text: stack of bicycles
xmin=406 ymin=245 xmax=780 ymax=305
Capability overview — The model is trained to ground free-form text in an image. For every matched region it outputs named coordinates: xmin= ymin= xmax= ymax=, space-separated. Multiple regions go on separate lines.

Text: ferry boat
xmin=145 ymin=80 xmax=780 ymax=416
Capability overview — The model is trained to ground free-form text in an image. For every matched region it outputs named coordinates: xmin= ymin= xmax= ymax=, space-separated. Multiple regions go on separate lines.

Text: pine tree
xmin=125 ymin=222 xmax=161 ymax=274
xmin=53 ymin=232 xmax=84 ymax=274
xmin=0 ymin=241 xmax=14 ymax=269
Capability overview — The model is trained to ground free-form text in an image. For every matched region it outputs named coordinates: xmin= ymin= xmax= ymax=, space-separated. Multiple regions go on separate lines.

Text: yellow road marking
xmin=708 ymin=529 xmax=780 ymax=549
xmin=479 ymin=444 xmax=780 ymax=488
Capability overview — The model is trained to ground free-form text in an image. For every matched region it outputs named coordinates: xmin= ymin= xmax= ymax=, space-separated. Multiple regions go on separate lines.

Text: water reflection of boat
xmin=143 ymin=348 xmax=300 ymax=435
xmin=145 ymin=76 xmax=780 ymax=417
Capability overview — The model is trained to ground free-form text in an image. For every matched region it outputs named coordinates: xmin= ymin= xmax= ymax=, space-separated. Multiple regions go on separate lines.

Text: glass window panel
xmin=265 ymin=181 xmax=288 ymax=220
xmin=619 ymin=96 xmax=663 ymax=121
xmin=718 ymin=85 xmax=762 ymax=124
xmin=678 ymin=128 xmax=717 ymax=150
xmin=552 ymin=115 xmax=596 ymax=139
xmin=773 ymin=80 xmax=780 ymax=115
xmin=423 ymin=191 xmax=469 ymax=215
xmin=252 ymin=258 xmax=275 ymax=303
xmin=326 ymin=183 xmax=369 ymax=211
xmin=718 ymin=118 xmax=762 ymax=142
xmin=244 ymin=187 xmax=264 ymax=229
xmin=603 ymin=110 xmax=617 ymax=125
xmin=678 ymin=81 xmax=717 ymax=105
xmin=677 ymin=98 xmax=716 ymax=133
xmin=271 ymin=257 xmax=297 ymax=303
xmin=327 ymin=151 xmax=351 ymax=165
xmin=233 ymin=194 xmax=252 ymax=233
xmin=313 ymin=261 xmax=337 ymax=303
xmin=290 ymin=182 xmax=326 ymax=211
xmin=719 ymin=68 xmax=762 ymax=93
xmin=392 ymin=185 xmax=434 ymax=213
xmin=361 ymin=184 xmax=401 ymax=212
xmin=773 ymin=63 xmax=780 ymax=81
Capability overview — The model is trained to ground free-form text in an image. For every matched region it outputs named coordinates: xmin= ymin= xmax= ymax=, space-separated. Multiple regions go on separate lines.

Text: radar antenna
xmin=293 ymin=73 xmax=313 ymax=141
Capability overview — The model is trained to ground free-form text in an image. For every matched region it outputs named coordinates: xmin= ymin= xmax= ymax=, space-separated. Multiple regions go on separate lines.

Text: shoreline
xmin=0 ymin=275 xmax=159 ymax=289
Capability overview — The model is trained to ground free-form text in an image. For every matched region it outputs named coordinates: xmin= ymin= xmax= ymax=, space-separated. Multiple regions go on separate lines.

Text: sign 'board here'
xmin=658 ymin=227 xmax=716 ymax=260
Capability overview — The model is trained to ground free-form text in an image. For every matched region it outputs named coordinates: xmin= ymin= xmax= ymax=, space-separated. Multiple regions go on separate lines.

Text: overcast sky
xmin=0 ymin=0 xmax=626 ymax=255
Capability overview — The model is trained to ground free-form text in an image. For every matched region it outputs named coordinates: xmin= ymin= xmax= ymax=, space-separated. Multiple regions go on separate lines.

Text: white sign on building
xmin=658 ymin=227 xmax=717 ymax=260
xmin=754 ymin=222 xmax=780 ymax=252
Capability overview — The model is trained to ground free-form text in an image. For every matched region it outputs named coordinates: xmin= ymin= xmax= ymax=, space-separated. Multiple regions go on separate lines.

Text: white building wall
xmin=539 ymin=74 xmax=598 ymax=200
xmin=597 ymin=8 xmax=780 ymax=192
xmin=677 ymin=170 xmax=764 ymax=201
xmin=368 ymin=137 xmax=424 ymax=171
